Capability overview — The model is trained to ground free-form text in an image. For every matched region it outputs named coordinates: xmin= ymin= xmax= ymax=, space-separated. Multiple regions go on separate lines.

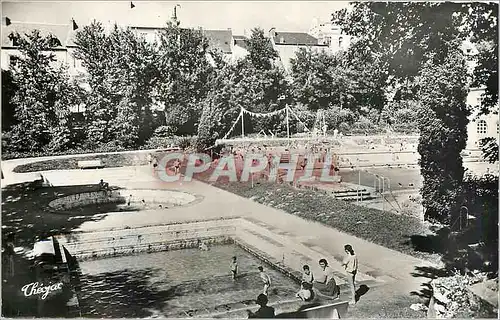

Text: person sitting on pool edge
xmin=247 ymin=293 xmax=275 ymax=318
xmin=296 ymin=281 xmax=315 ymax=302
xmin=314 ymin=258 xmax=339 ymax=299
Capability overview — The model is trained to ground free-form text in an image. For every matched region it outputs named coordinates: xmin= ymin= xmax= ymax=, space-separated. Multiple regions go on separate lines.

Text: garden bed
xmin=212 ymin=181 xmax=437 ymax=261
xmin=12 ymin=153 xmax=148 ymax=173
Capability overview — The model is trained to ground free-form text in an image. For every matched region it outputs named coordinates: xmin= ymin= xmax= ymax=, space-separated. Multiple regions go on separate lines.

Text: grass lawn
xmin=13 ymin=153 xmax=149 ymax=173
xmin=212 ymin=181 xmax=438 ymax=262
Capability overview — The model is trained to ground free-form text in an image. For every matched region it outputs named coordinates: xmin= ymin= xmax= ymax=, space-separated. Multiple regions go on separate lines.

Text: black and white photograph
xmin=1 ymin=1 xmax=498 ymax=318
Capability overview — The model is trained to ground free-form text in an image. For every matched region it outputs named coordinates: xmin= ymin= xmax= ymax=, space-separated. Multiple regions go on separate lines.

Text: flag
xmin=5 ymin=16 xmax=11 ymax=26
xmin=130 ymin=1 xmax=135 ymax=9
xmin=72 ymin=19 xmax=78 ymax=30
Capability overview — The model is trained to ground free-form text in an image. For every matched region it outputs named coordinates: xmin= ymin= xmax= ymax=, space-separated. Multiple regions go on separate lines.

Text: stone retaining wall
xmin=49 ymin=191 xmax=122 ymax=210
xmin=48 ymin=189 xmax=198 ymax=211
xmin=58 ymin=219 xmax=239 ymax=260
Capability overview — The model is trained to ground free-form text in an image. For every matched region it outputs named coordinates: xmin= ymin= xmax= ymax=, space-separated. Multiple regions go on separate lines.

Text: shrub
xmin=153 ymin=125 xmax=175 ymax=138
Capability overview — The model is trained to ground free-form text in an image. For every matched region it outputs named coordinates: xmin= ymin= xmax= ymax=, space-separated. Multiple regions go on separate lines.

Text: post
xmin=286 ymin=106 xmax=290 ymax=140
xmin=359 ymin=170 xmax=362 ymax=202
xmin=382 ymin=178 xmax=385 ymax=211
xmin=241 ymin=109 xmax=244 ymax=138
xmin=357 ymin=169 xmax=360 ymax=203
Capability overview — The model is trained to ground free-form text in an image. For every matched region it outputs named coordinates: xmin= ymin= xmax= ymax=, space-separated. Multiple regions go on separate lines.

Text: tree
xmin=479 ymin=137 xmax=499 ymax=163
xmin=245 ymin=28 xmax=279 ymax=70
xmin=238 ymin=29 xmax=290 ymax=134
xmin=461 ymin=3 xmax=498 ymax=114
xmin=155 ymin=21 xmax=215 ymax=135
xmin=7 ymin=30 xmax=81 ymax=153
xmin=290 ymin=41 xmax=387 ymax=117
xmin=290 ymin=48 xmax=343 ymax=111
xmin=1 ymin=69 xmax=18 ymax=132
xmin=74 ymin=21 xmax=158 ymax=148
xmin=332 ymin=2 xmax=492 ymax=226
xmin=197 ymin=62 xmax=241 ymax=149
xmin=416 ymin=49 xmax=470 ymax=224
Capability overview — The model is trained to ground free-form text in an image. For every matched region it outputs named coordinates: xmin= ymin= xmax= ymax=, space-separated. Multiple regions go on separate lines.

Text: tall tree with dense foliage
xmin=197 ymin=61 xmax=241 ymax=149
xmin=417 ymin=50 xmax=470 ymax=224
xmin=239 ymin=28 xmax=290 ymax=133
xmin=1 ymin=69 xmax=18 ymax=132
xmin=155 ymin=21 xmax=215 ymax=135
xmin=290 ymin=41 xmax=387 ymax=114
xmin=74 ymin=21 xmax=158 ymax=148
xmin=461 ymin=2 xmax=498 ymax=114
xmin=332 ymin=2 xmax=495 ymax=224
xmin=197 ymin=28 xmax=290 ymax=147
xmin=6 ymin=30 xmax=81 ymax=153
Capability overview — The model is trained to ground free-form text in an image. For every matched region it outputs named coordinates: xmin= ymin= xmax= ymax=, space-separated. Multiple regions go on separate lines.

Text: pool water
xmin=76 ymin=245 xmax=299 ymax=318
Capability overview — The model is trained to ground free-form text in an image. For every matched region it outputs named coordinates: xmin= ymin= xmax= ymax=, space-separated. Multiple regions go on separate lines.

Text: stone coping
xmin=47 ymin=188 xmax=203 ymax=214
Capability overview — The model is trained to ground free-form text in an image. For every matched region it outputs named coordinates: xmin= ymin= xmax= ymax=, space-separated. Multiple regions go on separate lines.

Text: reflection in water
xmin=77 ymin=245 xmax=298 ymax=318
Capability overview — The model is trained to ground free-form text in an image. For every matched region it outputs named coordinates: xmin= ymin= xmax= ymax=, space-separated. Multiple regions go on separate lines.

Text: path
xmin=2 ymin=157 xmax=439 ymax=297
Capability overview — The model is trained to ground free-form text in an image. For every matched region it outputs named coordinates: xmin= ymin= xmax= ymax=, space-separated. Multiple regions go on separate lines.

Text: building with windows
xmin=461 ymin=40 xmax=499 ymax=151
xmin=465 ymin=87 xmax=499 ymax=150
xmin=268 ymin=28 xmax=328 ymax=73
xmin=1 ymin=21 xmax=83 ymax=78
xmin=308 ymin=19 xmax=351 ymax=53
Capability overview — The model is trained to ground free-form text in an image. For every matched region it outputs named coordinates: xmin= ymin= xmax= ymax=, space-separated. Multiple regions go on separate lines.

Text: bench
xmin=77 ymin=159 xmax=104 ymax=169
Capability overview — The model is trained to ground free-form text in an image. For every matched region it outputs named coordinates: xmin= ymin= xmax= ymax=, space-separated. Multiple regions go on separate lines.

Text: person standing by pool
xmin=342 ymin=244 xmax=358 ymax=305
xmin=230 ymin=256 xmax=238 ymax=280
xmin=258 ymin=266 xmax=271 ymax=296
xmin=314 ymin=258 xmax=339 ymax=299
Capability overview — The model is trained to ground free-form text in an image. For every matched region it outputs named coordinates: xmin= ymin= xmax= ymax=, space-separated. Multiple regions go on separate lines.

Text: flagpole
xmin=241 ymin=108 xmax=245 ymax=138
xmin=286 ymin=105 xmax=290 ymax=140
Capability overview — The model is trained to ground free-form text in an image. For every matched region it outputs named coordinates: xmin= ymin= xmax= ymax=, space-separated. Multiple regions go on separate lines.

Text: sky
xmin=2 ymin=1 xmax=350 ymax=35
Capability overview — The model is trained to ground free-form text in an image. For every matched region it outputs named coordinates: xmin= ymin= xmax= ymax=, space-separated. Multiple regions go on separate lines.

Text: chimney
xmin=268 ymin=27 xmax=276 ymax=38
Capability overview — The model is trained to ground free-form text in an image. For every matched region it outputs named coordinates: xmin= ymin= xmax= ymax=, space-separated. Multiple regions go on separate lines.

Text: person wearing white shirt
xmin=258 ymin=266 xmax=271 ymax=296
xmin=342 ymin=244 xmax=359 ymax=305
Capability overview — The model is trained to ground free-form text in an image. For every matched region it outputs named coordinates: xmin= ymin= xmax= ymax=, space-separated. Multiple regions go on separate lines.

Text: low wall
xmin=49 ymin=191 xmax=121 ymax=210
xmin=57 ymin=218 xmax=238 ymax=260
xmin=48 ymin=189 xmax=198 ymax=211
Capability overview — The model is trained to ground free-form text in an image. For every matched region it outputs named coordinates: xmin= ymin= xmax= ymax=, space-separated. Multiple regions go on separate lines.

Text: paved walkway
xmin=2 ymin=156 xmax=440 ymax=296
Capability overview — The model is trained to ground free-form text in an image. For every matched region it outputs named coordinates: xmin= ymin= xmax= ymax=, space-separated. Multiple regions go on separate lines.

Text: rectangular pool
xmin=76 ymin=244 xmax=299 ymax=318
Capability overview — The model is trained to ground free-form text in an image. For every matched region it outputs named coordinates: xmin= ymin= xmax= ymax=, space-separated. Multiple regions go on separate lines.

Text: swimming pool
xmin=76 ymin=244 xmax=299 ymax=318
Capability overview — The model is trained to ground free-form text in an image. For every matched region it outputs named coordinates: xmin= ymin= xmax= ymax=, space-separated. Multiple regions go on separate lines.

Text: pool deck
xmin=2 ymin=157 xmax=440 ymax=297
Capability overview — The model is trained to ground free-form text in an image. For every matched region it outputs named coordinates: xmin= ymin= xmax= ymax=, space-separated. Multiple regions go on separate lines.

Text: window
xmin=338 ymin=36 xmax=343 ymax=47
xmin=477 ymin=96 xmax=483 ymax=105
xmin=9 ymin=55 xmax=19 ymax=67
xmin=325 ymin=37 xmax=331 ymax=46
xmin=497 ymin=121 xmax=499 ymax=135
xmin=477 ymin=120 xmax=487 ymax=135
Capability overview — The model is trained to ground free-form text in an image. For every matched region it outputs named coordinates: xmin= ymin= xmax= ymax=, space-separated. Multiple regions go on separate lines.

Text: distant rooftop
xmin=2 ymin=22 xmax=78 ymax=48
xmin=271 ymin=31 xmax=322 ymax=46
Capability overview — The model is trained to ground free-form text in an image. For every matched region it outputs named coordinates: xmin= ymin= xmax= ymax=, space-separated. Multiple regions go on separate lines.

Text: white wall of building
xmin=466 ymin=87 xmax=499 ymax=150
xmin=309 ymin=21 xmax=351 ymax=53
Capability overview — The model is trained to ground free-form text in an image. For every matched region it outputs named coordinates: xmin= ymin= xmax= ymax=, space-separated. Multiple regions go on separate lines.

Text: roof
xmin=130 ymin=26 xmax=233 ymax=53
xmin=2 ymin=22 xmax=77 ymax=48
xmin=271 ymin=31 xmax=319 ymax=46
xmin=201 ymin=29 xmax=233 ymax=53
xmin=233 ymin=35 xmax=249 ymax=50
